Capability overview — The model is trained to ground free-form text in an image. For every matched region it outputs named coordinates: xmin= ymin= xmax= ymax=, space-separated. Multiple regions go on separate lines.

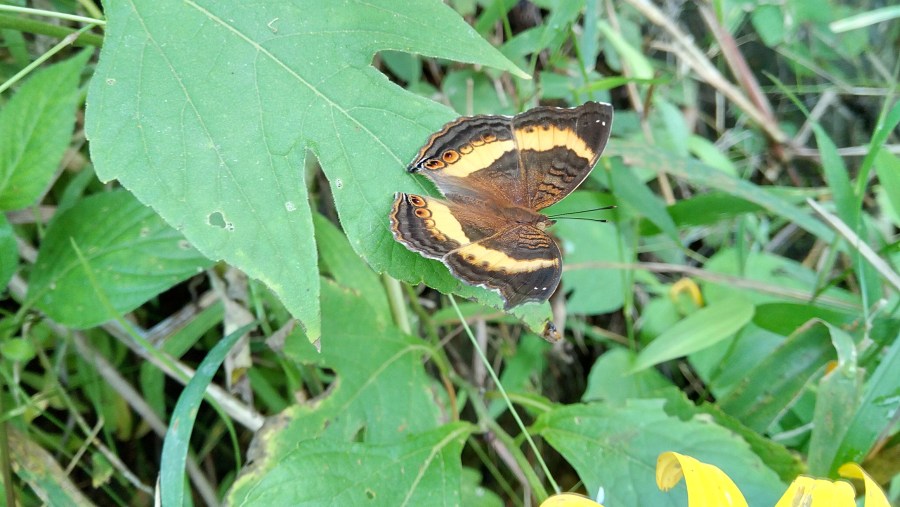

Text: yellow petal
xmin=838 ymin=463 xmax=890 ymax=507
xmin=670 ymin=278 xmax=704 ymax=306
xmin=656 ymin=452 xmax=748 ymax=506
xmin=540 ymin=492 xmax=604 ymax=507
xmin=774 ymin=476 xmax=856 ymax=507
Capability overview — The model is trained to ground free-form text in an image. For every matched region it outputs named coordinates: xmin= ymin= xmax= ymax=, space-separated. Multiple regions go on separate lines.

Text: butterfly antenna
xmin=552 ymin=216 xmax=609 ymax=223
xmin=548 ymin=205 xmax=616 ymax=219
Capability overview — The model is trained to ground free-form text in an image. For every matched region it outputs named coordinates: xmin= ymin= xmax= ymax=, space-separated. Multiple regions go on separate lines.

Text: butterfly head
xmin=535 ymin=216 xmax=555 ymax=230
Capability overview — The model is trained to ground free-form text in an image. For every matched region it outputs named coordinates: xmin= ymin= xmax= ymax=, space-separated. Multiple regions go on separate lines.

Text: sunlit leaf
xmin=86 ymin=0 xmax=530 ymax=342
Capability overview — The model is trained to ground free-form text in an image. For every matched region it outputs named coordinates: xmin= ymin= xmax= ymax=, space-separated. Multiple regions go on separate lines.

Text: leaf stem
xmin=448 ymin=295 xmax=560 ymax=497
xmin=0 ymin=24 xmax=97 ymax=95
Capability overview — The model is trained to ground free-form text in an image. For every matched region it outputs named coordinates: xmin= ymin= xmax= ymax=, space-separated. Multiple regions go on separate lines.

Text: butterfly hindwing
xmin=390 ymin=193 xmax=561 ymax=308
xmin=444 ymin=225 xmax=561 ymax=309
xmin=390 ymin=193 xmax=504 ymax=259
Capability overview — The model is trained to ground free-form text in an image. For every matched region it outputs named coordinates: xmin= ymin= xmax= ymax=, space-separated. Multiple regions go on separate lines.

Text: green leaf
xmin=0 ymin=337 xmax=36 ymax=362
xmin=703 ymin=248 xmax=857 ymax=308
xmin=652 ymin=99 xmax=690 ymax=157
xmin=534 ymin=0 xmax=585 ymax=57
xmin=857 ymin=96 xmax=900 ymax=196
xmin=26 ymin=190 xmax=213 ymax=328
xmin=607 ymin=141 xmax=836 ymax=242
xmin=160 ymin=323 xmax=253 ymax=506
xmin=314 ymin=213 xmax=390 ymax=324
xmin=140 ymin=302 xmax=225 ymax=417
xmin=689 ymin=402 xmax=805 ymax=483
xmin=639 ymin=192 xmax=763 ymax=235
xmin=608 ymin=157 xmax=679 ymax=241
xmin=686 ymin=135 xmax=738 ymax=177
xmin=583 ymin=348 xmax=675 ymax=402
xmin=7 ymin=426 xmax=93 ymax=506
xmin=489 ymin=334 xmax=550 ymax=417
xmin=631 ymin=296 xmax=755 ymax=372
xmin=597 ymin=21 xmax=654 ymax=79
xmin=0 ymin=213 xmax=17 ymax=287
xmin=280 ymin=278 xmax=443 ymax=442
xmin=751 ymin=4 xmax=785 ymax=46
xmin=830 ymin=5 xmax=900 ymax=33
xmin=752 ymin=302 xmax=855 ymax=336
xmin=85 ymin=0 xmax=528 ymax=343
xmin=874 ymin=149 xmax=900 ymax=227
xmin=719 ymin=321 xmax=838 ymax=433
xmin=807 ymin=322 xmax=862 ymax=476
xmin=830 ymin=326 xmax=900 ymax=470
xmin=689 ymin=324 xmax=785 ymax=399
xmin=228 ymin=423 xmax=474 ymax=506
xmin=0 ymin=50 xmax=90 ymax=210
xmin=548 ymin=191 xmax=626 ymax=314
xmin=228 ymin=278 xmax=460 ymax=501
xmin=460 ymin=467 xmax=503 ymax=507
xmin=812 ymin=124 xmax=856 ymax=226
xmin=535 ymin=400 xmax=784 ymax=506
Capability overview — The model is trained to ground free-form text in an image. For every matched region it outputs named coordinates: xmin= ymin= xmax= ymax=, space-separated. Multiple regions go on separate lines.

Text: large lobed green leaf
xmin=229 ymin=422 xmax=473 ymax=506
xmin=85 ymin=0 xmax=538 ymax=342
xmin=227 ymin=275 xmax=469 ymax=502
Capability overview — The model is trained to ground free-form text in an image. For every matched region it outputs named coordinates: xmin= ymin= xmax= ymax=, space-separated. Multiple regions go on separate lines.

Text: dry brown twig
xmin=624 ymin=0 xmax=789 ymax=146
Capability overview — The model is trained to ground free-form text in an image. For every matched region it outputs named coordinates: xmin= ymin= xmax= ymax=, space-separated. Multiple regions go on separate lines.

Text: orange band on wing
xmin=425 ymin=199 xmax=471 ymax=245
xmin=454 ymin=243 xmax=558 ymax=273
xmin=514 ymin=126 xmax=595 ymax=160
xmin=436 ymin=139 xmax=516 ymax=178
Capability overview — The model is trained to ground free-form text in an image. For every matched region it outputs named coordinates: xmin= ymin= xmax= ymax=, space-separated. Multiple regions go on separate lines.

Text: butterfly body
xmin=391 ymin=102 xmax=613 ymax=309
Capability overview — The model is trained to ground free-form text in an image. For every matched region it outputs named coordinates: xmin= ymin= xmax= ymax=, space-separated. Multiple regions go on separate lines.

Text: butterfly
xmin=390 ymin=101 xmax=613 ymax=309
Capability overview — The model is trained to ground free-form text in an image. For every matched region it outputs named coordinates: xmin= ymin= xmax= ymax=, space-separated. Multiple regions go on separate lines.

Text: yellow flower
xmin=540 ymin=492 xmax=604 ymax=507
xmin=773 ymin=463 xmax=890 ymax=507
xmin=657 ymin=452 xmax=748 ymax=506
xmin=656 ymin=452 xmax=890 ymax=507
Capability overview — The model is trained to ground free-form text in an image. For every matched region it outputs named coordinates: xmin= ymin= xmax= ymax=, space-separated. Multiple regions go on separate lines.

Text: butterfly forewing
xmin=512 ymin=102 xmax=613 ymax=210
xmin=408 ymin=116 xmax=526 ymax=206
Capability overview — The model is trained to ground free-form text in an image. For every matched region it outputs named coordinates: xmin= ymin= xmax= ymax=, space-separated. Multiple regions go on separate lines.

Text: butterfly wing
xmin=407 ymin=115 xmax=526 ymax=206
xmin=408 ymin=102 xmax=612 ymax=210
xmin=390 ymin=193 xmax=561 ymax=308
xmin=512 ymin=101 xmax=613 ymax=210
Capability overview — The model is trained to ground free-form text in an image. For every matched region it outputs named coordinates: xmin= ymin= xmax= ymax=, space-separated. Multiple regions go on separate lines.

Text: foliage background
xmin=0 ymin=0 xmax=898 ymax=505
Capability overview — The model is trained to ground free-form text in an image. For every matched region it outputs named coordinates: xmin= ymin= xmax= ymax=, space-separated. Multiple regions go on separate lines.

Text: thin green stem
xmin=0 ymin=386 xmax=16 ymax=507
xmin=0 ymin=14 xmax=104 ymax=47
xmin=383 ymin=274 xmax=412 ymax=334
xmin=0 ymin=23 xmax=97 ymax=95
xmin=468 ymin=438 xmax=523 ymax=506
xmin=0 ymin=5 xmax=105 ymax=25
xmin=448 ymin=295 xmax=560 ymax=497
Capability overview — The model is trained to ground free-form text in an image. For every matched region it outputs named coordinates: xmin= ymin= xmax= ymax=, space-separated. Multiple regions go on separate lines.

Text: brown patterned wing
xmin=390 ymin=193 xmax=504 ymax=259
xmin=512 ymin=101 xmax=613 ymax=210
xmin=407 ymin=102 xmax=612 ymax=211
xmin=390 ymin=193 xmax=561 ymax=308
xmin=443 ymin=225 xmax=561 ymax=309
xmin=407 ymin=115 xmax=526 ymax=207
